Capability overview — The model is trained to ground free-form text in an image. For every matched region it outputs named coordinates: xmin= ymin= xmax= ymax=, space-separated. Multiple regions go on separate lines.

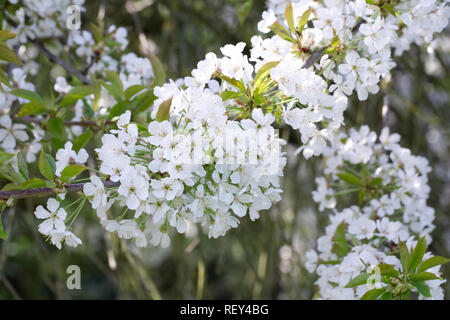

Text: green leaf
xmin=410 ymin=272 xmax=441 ymax=282
xmin=59 ymin=164 xmax=87 ymax=183
xmin=104 ymin=70 xmax=124 ymax=101
xmin=411 ymin=280 xmax=431 ymax=297
xmin=47 ymin=118 xmax=64 ymax=140
xmin=155 ymin=97 xmax=172 ymax=122
xmin=0 ymin=30 xmax=17 ymax=41
xmin=133 ymin=89 xmax=156 ymax=114
xmin=0 ymin=43 xmax=21 ymax=65
xmin=148 ymin=54 xmax=166 ymax=87
xmin=0 ymin=213 xmax=7 ymax=240
xmin=218 ymin=74 xmax=247 ymax=93
xmin=221 ymin=90 xmax=242 ymax=101
xmin=72 ymin=130 xmax=93 ymax=152
xmin=361 ymin=288 xmax=386 ymax=300
xmin=21 ymin=178 xmax=46 ymax=189
xmin=236 ymin=0 xmax=253 ymax=25
xmin=16 ymin=101 xmax=46 ymax=117
xmin=124 ymin=85 xmax=147 ymax=100
xmin=17 ymin=151 xmax=28 ymax=180
xmin=254 ymin=60 xmax=281 ymax=92
xmin=269 ymin=22 xmax=293 ymax=42
xmin=38 ymin=150 xmax=55 ymax=180
xmin=358 ymin=189 xmax=365 ymax=204
xmin=398 ymin=240 xmax=411 ymax=274
xmin=10 ymin=89 xmax=43 ymax=105
xmin=0 ymin=165 xmax=26 ymax=185
xmin=369 ymin=177 xmax=383 ymax=187
xmin=0 ymin=68 xmax=10 ymax=87
xmin=0 ymin=151 xmax=14 ymax=166
xmin=379 ymin=291 xmax=393 ymax=300
xmin=345 ymin=273 xmax=370 ymax=288
xmin=60 ymin=86 xmax=94 ymax=107
xmin=89 ymin=23 xmax=103 ymax=43
xmin=89 ymin=73 xmax=102 ymax=111
xmin=297 ymin=8 xmax=312 ymax=33
xmin=417 ymin=256 xmax=450 ymax=273
xmin=408 ymin=236 xmax=427 ymax=272
xmin=378 ymin=264 xmax=400 ymax=278
xmin=332 ymin=221 xmax=349 ymax=258
xmin=337 ymin=172 xmax=361 ymax=185
xmin=284 ymin=2 xmax=295 ymax=33
xmin=382 ymin=3 xmax=396 ymax=16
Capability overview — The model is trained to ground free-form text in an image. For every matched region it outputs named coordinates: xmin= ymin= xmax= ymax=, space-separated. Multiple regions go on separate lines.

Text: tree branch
xmin=31 ymin=39 xmax=91 ymax=85
xmin=0 ymin=180 xmax=119 ymax=200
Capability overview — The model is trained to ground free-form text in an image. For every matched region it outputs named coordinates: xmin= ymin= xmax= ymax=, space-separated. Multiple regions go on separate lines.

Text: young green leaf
xmin=345 ymin=273 xmax=371 ymax=288
xmin=297 ymin=8 xmax=312 ymax=33
xmin=47 ymin=118 xmax=64 ymax=140
xmin=20 ymin=178 xmax=47 ymax=189
xmin=72 ymin=130 xmax=93 ymax=152
xmin=0 ymin=30 xmax=17 ymax=41
xmin=104 ymin=70 xmax=124 ymax=101
xmin=0 ymin=151 xmax=14 ymax=166
xmin=38 ymin=150 xmax=56 ymax=180
xmin=60 ymin=86 xmax=94 ymax=107
xmin=411 ymin=280 xmax=431 ymax=297
xmin=0 ymin=165 xmax=26 ymax=185
xmin=253 ymin=60 xmax=280 ymax=92
xmin=379 ymin=291 xmax=393 ymax=300
xmin=133 ymin=89 xmax=156 ymax=114
xmin=148 ymin=54 xmax=166 ymax=87
xmin=221 ymin=90 xmax=242 ymax=102
xmin=236 ymin=0 xmax=253 ymax=25
xmin=408 ymin=236 xmax=427 ymax=272
xmin=337 ymin=172 xmax=361 ymax=185
xmin=417 ymin=256 xmax=450 ymax=273
xmin=10 ymin=89 xmax=44 ymax=105
xmin=0 ymin=43 xmax=22 ymax=65
xmin=155 ymin=97 xmax=173 ymax=122
xmin=124 ymin=85 xmax=147 ymax=100
xmin=284 ymin=2 xmax=296 ymax=33
xmin=410 ymin=272 xmax=441 ymax=282
xmin=361 ymin=288 xmax=386 ymax=300
xmin=0 ymin=213 xmax=7 ymax=240
xmin=59 ymin=164 xmax=87 ymax=183
xmin=17 ymin=151 xmax=29 ymax=180
xmin=332 ymin=221 xmax=349 ymax=258
xmin=398 ymin=240 xmax=411 ymax=273
xmin=269 ymin=22 xmax=293 ymax=42
xmin=16 ymin=101 xmax=46 ymax=117
xmin=378 ymin=264 xmax=400 ymax=278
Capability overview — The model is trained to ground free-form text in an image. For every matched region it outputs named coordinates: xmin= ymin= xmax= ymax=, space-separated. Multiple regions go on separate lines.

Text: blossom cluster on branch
xmin=306 ymin=126 xmax=445 ymax=299
xmin=0 ymin=0 xmax=448 ymax=300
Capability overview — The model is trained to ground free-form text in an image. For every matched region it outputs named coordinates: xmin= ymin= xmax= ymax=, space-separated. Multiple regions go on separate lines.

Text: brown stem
xmin=0 ymin=180 xmax=119 ymax=200
xmin=31 ymin=39 xmax=91 ymax=85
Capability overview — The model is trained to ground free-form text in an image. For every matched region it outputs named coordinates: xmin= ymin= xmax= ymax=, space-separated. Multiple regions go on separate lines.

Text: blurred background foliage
xmin=0 ymin=0 xmax=449 ymax=299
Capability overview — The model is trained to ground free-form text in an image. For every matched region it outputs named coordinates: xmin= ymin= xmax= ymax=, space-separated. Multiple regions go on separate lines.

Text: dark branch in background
xmin=30 ymin=39 xmax=91 ymax=85
xmin=0 ymin=180 xmax=119 ymax=201
xmin=125 ymin=0 xmax=155 ymax=56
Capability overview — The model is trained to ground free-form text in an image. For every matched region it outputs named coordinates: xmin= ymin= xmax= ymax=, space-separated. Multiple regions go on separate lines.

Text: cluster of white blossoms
xmin=0 ymin=0 xmax=447 ymax=283
xmin=34 ymin=198 xmax=82 ymax=249
xmin=249 ymin=0 xmax=450 ymax=158
xmin=89 ymin=81 xmax=287 ymax=247
xmin=6 ymin=0 xmax=86 ymax=44
xmin=305 ymin=126 xmax=445 ymax=299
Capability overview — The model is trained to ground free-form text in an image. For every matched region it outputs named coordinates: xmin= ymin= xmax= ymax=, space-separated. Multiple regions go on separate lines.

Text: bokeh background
xmin=0 ymin=0 xmax=449 ymax=299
